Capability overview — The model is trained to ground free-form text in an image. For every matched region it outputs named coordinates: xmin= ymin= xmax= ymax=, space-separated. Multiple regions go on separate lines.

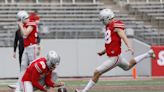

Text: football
xmin=58 ymin=87 xmax=67 ymax=92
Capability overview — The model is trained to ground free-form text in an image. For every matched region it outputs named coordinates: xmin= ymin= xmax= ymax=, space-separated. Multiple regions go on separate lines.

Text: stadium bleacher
xmin=0 ymin=0 xmax=163 ymax=47
xmin=125 ymin=3 xmax=164 ymax=45
xmin=127 ymin=3 xmax=164 ymax=25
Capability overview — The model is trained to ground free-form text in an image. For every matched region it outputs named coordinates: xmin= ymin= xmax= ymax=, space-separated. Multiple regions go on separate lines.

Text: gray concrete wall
xmin=0 ymin=39 xmax=151 ymax=78
xmin=133 ymin=39 xmax=151 ymax=76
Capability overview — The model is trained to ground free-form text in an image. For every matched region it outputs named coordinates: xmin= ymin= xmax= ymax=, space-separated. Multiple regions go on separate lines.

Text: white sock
xmin=82 ymin=79 xmax=95 ymax=92
xmin=134 ymin=52 xmax=149 ymax=63
xmin=15 ymin=67 xmax=26 ymax=92
xmin=15 ymin=76 xmax=22 ymax=92
xmin=14 ymin=82 xmax=21 ymax=92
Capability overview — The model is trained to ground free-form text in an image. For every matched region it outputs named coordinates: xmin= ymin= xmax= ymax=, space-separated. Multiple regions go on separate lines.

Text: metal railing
xmin=117 ymin=0 xmax=163 ymax=4
xmin=2 ymin=0 xmax=99 ymax=4
xmin=134 ymin=31 xmax=164 ymax=45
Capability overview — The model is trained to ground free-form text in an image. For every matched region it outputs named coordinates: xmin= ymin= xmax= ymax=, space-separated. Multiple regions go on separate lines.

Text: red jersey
xmin=29 ymin=12 xmax=40 ymax=22
xmin=29 ymin=12 xmax=40 ymax=33
xmin=104 ymin=19 xmax=125 ymax=56
xmin=22 ymin=57 xmax=54 ymax=91
xmin=23 ymin=20 xmax=38 ymax=47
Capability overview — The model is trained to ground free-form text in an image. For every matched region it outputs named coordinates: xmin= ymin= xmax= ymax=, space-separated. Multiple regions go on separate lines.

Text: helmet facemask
xmin=48 ymin=57 xmax=60 ymax=70
xmin=21 ymin=16 xmax=29 ymax=23
xmin=99 ymin=16 xmax=111 ymax=25
xmin=50 ymin=64 xmax=56 ymax=70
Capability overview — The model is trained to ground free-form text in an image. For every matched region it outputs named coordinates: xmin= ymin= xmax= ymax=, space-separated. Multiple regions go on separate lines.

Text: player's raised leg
xmin=119 ymin=49 xmax=156 ymax=71
xmin=130 ymin=49 xmax=155 ymax=68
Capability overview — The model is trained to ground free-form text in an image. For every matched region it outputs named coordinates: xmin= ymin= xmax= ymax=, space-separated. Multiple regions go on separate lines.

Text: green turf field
xmin=63 ymin=78 xmax=164 ymax=92
xmin=1 ymin=78 xmax=164 ymax=92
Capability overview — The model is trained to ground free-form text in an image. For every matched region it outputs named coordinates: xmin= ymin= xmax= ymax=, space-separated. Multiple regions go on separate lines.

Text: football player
xmin=8 ymin=10 xmax=41 ymax=90
xmin=22 ymin=50 xmax=64 ymax=92
xmin=75 ymin=8 xmax=156 ymax=92
xmin=29 ymin=9 xmax=41 ymax=56
xmin=15 ymin=10 xmax=39 ymax=92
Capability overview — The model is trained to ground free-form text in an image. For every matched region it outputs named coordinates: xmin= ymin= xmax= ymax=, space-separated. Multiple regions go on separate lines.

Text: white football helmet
xmin=46 ymin=50 xmax=60 ymax=69
xmin=17 ymin=10 xmax=29 ymax=22
xmin=99 ymin=8 xmax=115 ymax=25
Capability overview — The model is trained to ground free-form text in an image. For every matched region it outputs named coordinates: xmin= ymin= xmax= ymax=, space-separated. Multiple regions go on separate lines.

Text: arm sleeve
xmin=31 ymin=68 xmax=46 ymax=91
xmin=13 ymin=30 xmax=19 ymax=52
xmin=45 ymin=72 xmax=55 ymax=87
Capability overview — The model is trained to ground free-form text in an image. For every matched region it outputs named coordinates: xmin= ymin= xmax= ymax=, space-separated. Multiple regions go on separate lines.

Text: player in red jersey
xmin=14 ymin=10 xmax=39 ymax=92
xmin=8 ymin=10 xmax=41 ymax=90
xmin=29 ymin=9 xmax=41 ymax=56
xmin=75 ymin=9 xmax=156 ymax=92
xmin=29 ymin=9 xmax=40 ymax=24
xmin=22 ymin=50 xmax=64 ymax=92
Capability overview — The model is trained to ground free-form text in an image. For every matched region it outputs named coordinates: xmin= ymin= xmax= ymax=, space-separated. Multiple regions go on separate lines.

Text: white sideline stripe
xmin=0 ymin=82 xmax=85 ymax=86
xmin=0 ymin=80 xmax=16 ymax=86
xmin=0 ymin=82 xmax=15 ymax=85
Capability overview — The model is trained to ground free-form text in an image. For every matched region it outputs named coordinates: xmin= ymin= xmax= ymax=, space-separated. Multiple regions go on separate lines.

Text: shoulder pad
xmin=114 ymin=20 xmax=125 ymax=28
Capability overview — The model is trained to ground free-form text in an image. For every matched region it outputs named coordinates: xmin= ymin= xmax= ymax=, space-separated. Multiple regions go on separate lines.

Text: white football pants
xmin=96 ymin=54 xmax=130 ymax=73
xmin=15 ymin=44 xmax=38 ymax=92
xmin=22 ymin=72 xmax=58 ymax=92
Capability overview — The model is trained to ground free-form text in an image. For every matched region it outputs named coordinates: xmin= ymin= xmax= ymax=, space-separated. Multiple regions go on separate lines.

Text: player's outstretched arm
xmin=31 ymin=69 xmax=46 ymax=91
xmin=116 ymin=28 xmax=134 ymax=54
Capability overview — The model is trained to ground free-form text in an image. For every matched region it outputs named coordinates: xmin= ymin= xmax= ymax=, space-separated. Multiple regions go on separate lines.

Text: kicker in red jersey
xmin=105 ymin=20 xmax=125 ymax=56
